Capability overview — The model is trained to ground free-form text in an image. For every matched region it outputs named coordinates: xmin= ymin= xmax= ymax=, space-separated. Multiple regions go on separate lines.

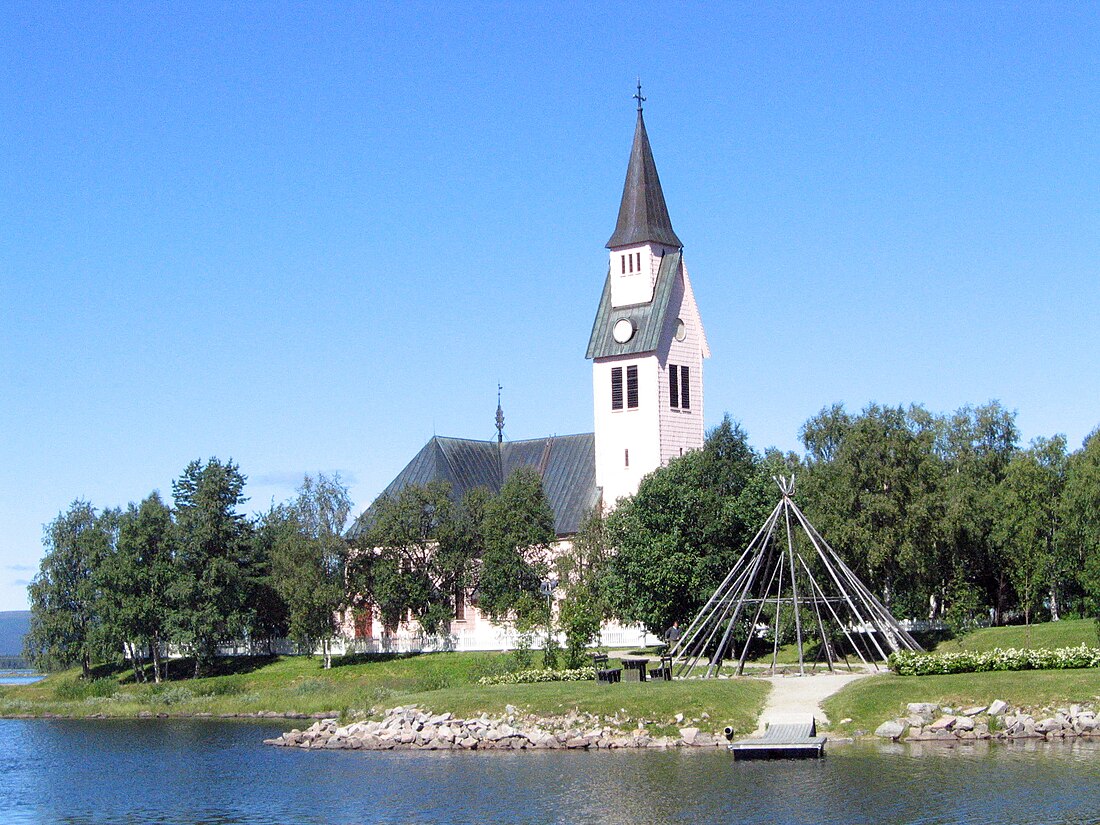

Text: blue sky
xmin=2 ymin=3 xmax=1099 ymax=611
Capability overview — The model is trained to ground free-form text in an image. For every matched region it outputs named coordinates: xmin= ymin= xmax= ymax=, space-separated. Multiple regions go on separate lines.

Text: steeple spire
xmin=606 ymin=88 xmax=682 ymax=249
xmin=495 ymin=384 xmax=505 ymax=444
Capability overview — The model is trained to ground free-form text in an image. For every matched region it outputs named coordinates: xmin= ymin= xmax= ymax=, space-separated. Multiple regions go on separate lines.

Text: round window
xmin=674 ymin=318 xmax=687 ymax=341
xmin=613 ymin=318 xmax=636 ymax=344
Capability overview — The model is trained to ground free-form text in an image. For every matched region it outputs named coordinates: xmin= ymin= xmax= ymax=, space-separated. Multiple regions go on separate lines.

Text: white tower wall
xmin=592 ymin=355 xmax=662 ymax=508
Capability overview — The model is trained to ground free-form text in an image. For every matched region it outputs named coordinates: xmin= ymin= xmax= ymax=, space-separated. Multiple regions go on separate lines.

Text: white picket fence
xmin=160 ymin=620 xmax=652 ymax=660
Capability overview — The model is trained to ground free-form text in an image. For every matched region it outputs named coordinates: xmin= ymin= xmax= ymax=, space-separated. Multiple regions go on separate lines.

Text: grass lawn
xmin=396 ymin=680 xmax=767 ymax=736
xmin=823 ymin=668 xmax=1100 ymax=735
xmin=0 ymin=650 xmax=768 ymax=735
xmin=931 ymin=618 xmax=1097 ymax=653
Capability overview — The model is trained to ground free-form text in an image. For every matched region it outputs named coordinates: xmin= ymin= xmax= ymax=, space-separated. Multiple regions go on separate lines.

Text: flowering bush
xmin=477 ymin=667 xmax=596 ymax=686
xmin=889 ymin=644 xmax=1100 ymax=676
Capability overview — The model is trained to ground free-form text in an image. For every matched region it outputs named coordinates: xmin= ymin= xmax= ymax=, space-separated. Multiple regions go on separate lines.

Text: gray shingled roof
xmin=349 ymin=433 xmax=598 ymax=539
xmin=606 ymin=110 xmax=683 ymax=249
xmin=585 ymin=249 xmax=681 ymax=360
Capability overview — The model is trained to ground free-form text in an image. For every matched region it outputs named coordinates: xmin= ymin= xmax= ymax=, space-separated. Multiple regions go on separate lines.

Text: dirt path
xmin=752 ymin=667 xmax=875 ymax=734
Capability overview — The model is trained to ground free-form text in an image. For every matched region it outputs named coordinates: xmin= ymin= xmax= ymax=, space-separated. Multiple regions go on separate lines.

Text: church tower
xmin=586 ymin=96 xmax=710 ymax=508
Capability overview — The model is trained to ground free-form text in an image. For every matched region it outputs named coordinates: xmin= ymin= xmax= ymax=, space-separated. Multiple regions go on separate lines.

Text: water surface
xmin=2 ymin=719 xmax=1099 ymax=824
xmin=0 ymin=671 xmax=44 ymax=685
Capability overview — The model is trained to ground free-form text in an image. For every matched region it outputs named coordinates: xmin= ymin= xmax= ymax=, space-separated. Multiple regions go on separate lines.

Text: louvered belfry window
xmin=626 ymin=365 xmax=639 ymax=409
xmin=611 ymin=367 xmax=624 ymax=410
xmin=669 ymin=364 xmax=691 ymax=409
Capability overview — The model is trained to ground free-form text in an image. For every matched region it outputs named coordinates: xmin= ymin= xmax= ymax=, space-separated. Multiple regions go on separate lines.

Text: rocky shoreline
xmin=874 ymin=700 xmax=1100 ymax=743
xmin=2 ymin=710 xmax=338 ymax=720
xmin=263 ymin=704 xmax=729 ymax=751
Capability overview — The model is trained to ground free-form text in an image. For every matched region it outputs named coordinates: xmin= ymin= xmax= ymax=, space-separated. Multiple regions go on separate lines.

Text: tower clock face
xmin=613 ymin=318 xmax=635 ymax=343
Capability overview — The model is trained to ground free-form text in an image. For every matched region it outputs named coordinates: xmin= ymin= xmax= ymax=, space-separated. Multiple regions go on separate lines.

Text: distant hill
xmin=0 ymin=611 xmax=31 ymax=656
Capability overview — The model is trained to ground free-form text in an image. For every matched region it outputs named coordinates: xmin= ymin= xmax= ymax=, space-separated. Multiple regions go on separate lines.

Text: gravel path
xmin=752 ymin=666 xmax=876 ymax=734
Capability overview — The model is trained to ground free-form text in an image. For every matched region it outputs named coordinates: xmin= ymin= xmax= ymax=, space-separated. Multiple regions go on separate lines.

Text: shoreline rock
xmin=263 ymin=706 xmax=731 ymax=752
xmin=871 ymin=699 xmax=1100 ymax=744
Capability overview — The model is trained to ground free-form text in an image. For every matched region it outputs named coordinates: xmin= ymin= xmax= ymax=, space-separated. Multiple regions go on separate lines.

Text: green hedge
xmin=889 ymin=644 xmax=1100 ymax=676
xmin=477 ymin=667 xmax=596 ymax=686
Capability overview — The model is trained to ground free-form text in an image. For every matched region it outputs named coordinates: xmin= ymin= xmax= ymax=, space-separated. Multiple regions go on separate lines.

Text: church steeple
xmin=606 ymin=96 xmax=682 ymax=250
xmin=590 ymin=94 xmax=708 ymax=510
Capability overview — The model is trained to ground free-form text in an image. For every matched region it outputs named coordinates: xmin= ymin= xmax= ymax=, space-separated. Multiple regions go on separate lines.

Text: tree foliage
xmin=101 ymin=493 xmax=175 ymax=682
xmin=170 ymin=458 xmax=254 ymax=677
xmin=993 ymin=437 xmax=1067 ymax=626
xmin=25 ymin=501 xmax=116 ymax=675
xmin=478 ymin=467 xmax=556 ymax=621
xmin=1061 ymin=430 xmax=1100 ymax=615
xmin=603 ymin=417 xmax=768 ymax=635
xmin=267 ymin=473 xmax=351 ymax=667
xmin=356 ymin=481 xmax=484 ymax=635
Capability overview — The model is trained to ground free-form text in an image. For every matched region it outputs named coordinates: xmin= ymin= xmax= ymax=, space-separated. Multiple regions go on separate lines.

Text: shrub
xmin=55 ymin=677 xmax=118 ymax=701
xmin=150 ymin=686 xmax=194 ymax=706
xmin=889 ymin=644 xmax=1100 ymax=676
xmin=510 ymin=633 xmax=534 ymax=669
xmin=477 ymin=667 xmax=596 ymax=686
xmin=194 ymin=677 xmax=245 ymax=697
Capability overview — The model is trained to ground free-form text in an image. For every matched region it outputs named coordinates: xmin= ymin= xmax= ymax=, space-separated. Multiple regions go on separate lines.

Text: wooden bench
xmin=649 ymin=655 xmax=673 ymax=681
xmin=592 ymin=653 xmax=621 ymax=684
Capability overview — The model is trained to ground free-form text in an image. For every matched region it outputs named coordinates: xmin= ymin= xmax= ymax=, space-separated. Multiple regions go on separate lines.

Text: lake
xmin=0 ymin=671 xmax=44 ymax=686
xmin=1 ymin=718 xmax=1099 ymax=824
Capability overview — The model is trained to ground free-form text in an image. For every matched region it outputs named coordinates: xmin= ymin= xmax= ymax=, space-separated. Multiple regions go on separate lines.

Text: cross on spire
xmin=633 ymin=78 xmax=645 ymax=112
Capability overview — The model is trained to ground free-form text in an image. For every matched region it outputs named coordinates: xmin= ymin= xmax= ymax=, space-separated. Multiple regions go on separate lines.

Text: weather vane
xmin=634 ymin=78 xmax=645 ymax=112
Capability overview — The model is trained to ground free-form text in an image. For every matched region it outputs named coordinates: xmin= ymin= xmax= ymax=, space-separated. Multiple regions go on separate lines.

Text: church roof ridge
xmin=429 ymin=432 xmax=595 ymax=446
xmin=606 ymin=109 xmax=682 ymax=249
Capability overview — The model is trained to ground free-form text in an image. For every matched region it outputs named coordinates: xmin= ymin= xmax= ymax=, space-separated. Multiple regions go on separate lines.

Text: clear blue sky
xmin=3 ymin=3 xmax=1099 ymax=611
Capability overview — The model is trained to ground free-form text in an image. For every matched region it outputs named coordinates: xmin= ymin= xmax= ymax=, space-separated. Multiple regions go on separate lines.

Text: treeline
xmin=27 ymin=401 xmax=1100 ymax=680
xmin=25 ymin=458 xmax=568 ymax=678
xmin=25 ymin=459 xmax=353 ymax=679
xmin=601 ymin=403 xmax=1100 ymax=637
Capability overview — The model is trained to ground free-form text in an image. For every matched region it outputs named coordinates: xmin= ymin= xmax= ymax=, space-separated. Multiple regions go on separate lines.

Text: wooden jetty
xmin=729 ymin=716 xmax=826 ymax=760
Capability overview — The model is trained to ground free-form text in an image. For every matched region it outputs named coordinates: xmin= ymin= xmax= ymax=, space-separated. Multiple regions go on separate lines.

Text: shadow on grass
xmin=330 ymin=652 xmax=422 ymax=669
xmin=96 ymin=655 xmax=282 ymax=684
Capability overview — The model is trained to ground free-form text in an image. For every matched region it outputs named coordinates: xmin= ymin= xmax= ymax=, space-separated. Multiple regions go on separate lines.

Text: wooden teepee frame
xmin=670 ymin=476 xmax=923 ymax=678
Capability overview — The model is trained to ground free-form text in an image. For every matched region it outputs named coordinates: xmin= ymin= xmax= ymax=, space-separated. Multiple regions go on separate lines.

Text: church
xmin=348 ymin=98 xmax=710 ymax=651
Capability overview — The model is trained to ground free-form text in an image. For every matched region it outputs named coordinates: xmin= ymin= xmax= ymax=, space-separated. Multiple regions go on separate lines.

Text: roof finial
xmin=633 ymin=78 xmax=645 ymax=113
xmin=495 ymin=384 xmax=505 ymax=444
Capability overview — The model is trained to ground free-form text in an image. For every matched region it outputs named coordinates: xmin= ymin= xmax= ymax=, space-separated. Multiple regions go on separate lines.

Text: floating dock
xmin=729 ymin=716 xmax=826 ymax=760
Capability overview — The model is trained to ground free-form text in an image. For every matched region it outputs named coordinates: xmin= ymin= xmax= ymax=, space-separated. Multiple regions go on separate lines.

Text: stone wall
xmin=873 ymin=700 xmax=1099 ymax=743
xmin=264 ymin=704 xmax=725 ymax=751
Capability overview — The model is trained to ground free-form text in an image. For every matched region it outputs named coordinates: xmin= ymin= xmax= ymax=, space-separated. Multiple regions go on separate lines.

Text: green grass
xmin=931 ymin=618 xmax=1097 ymax=653
xmin=820 ymin=619 xmax=1100 ymax=735
xmin=0 ymin=650 xmax=767 ymax=735
xmin=396 ymin=680 xmax=767 ymax=737
xmin=823 ymin=667 xmax=1100 ymax=735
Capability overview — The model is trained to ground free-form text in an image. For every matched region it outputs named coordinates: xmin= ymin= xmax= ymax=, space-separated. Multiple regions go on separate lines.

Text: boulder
xmin=985 ymin=699 xmax=1007 ymax=721
xmin=679 ymin=727 xmax=700 ymax=746
xmin=874 ymin=720 xmax=907 ymax=740
xmin=961 ymin=706 xmax=987 ymax=717
xmin=928 ymin=716 xmax=957 ymax=731
xmin=907 ymin=703 xmax=937 ymax=722
xmin=953 ymin=716 xmax=975 ymax=732
xmin=1034 ymin=718 xmax=1059 ymax=734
